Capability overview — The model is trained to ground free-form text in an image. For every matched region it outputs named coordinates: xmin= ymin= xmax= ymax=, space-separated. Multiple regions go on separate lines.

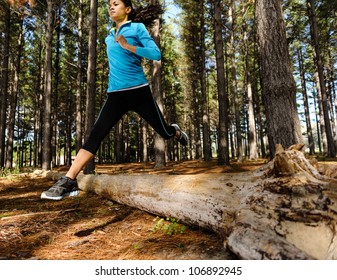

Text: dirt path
xmin=1 ymin=159 xmax=265 ymax=260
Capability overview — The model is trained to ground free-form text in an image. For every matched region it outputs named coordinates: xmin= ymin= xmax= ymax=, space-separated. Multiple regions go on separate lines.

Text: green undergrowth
xmin=152 ymin=216 xmax=187 ymax=236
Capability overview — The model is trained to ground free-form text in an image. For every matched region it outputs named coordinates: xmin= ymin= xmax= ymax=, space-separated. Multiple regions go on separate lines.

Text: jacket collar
xmin=110 ymin=20 xmax=132 ymax=34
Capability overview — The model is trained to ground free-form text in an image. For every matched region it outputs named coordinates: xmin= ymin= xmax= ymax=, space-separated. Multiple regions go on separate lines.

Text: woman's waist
xmin=108 ymin=83 xmax=149 ymax=93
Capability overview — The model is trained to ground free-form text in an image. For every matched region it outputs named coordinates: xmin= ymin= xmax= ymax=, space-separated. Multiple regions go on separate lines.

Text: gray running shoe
xmin=41 ymin=176 xmax=79 ymax=200
xmin=171 ymin=124 xmax=188 ymax=146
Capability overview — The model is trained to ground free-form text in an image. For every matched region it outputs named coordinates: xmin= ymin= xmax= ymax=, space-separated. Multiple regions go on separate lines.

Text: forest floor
xmin=0 ymin=158 xmax=336 ymax=260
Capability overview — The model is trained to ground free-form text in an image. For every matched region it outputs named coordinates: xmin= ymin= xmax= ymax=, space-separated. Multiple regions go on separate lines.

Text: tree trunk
xmin=213 ymin=0 xmax=230 ymax=165
xmin=66 ymin=86 xmax=73 ymax=166
xmin=151 ymin=15 xmax=166 ymax=168
xmin=52 ymin=6 xmax=61 ymax=167
xmin=46 ymin=144 xmax=337 ymax=259
xmin=141 ymin=120 xmax=148 ymax=162
xmin=247 ymin=80 xmax=258 ymax=159
xmin=193 ymin=86 xmax=202 ymax=160
xmin=329 ymin=51 xmax=337 ymax=150
xmin=42 ymin=0 xmax=55 ymax=170
xmin=306 ymin=0 xmax=336 ymax=157
xmin=251 ymin=32 xmax=266 ymax=159
xmin=315 ymin=72 xmax=327 ymax=153
xmin=33 ymin=42 xmax=43 ymax=168
xmin=0 ymin=2 xmax=10 ymax=167
xmin=114 ymin=121 xmax=123 ymax=163
xmin=229 ymin=0 xmax=243 ymax=161
xmin=76 ymin=0 xmax=84 ymax=153
xmin=6 ymin=17 xmax=24 ymax=168
xmin=255 ymin=0 xmax=303 ymax=158
xmin=83 ymin=0 xmax=98 ymax=174
xmin=298 ymin=47 xmax=315 ymax=155
xmin=327 ymin=50 xmax=336 ymax=150
xmin=200 ymin=0 xmax=211 ymax=162
xmin=313 ymin=88 xmax=322 ymax=153
xmin=243 ymin=22 xmax=258 ymax=160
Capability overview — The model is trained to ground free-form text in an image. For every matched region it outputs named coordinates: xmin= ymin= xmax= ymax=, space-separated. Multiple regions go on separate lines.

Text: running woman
xmin=41 ymin=0 xmax=188 ymax=200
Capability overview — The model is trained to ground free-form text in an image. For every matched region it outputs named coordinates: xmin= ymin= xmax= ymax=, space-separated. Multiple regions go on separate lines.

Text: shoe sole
xmin=172 ymin=124 xmax=188 ymax=146
xmin=40 ymin=190 xmax=80 ymax=201
xmin=178 ymin=130 xmax=188 ymax=147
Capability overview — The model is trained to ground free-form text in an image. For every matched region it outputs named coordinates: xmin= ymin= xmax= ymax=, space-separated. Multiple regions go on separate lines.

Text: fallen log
xmin=45 ymin=144 xmax=337 ymax=260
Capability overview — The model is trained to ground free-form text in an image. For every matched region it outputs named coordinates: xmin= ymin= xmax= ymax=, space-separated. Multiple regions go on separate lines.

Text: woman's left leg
xmin=132 ymin=86 xmax=176 ymax=139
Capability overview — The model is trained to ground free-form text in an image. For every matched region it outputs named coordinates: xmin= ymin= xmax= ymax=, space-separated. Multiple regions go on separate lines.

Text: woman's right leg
xmin=81 ymin=92 xmax=128 ymax=156
xmin=71 ymin=92 xmax=129 ymax=178
xmin=41 ymin=92 xmax=128 ymax=200
xmin=65 ymin=148 xmax=94 ymax=180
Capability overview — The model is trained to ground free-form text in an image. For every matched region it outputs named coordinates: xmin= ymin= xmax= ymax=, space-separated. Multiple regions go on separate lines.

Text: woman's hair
xmin=121 ymin=0 xmax=163 ymax=28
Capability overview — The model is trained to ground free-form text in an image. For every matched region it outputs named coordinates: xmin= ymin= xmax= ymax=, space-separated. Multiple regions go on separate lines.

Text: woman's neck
xmin=115 ymin=18 xmax=129 ymax=30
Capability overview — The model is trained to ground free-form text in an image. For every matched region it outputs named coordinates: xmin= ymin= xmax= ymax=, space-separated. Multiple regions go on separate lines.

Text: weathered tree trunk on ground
xmin=46 ymin=145 xmax=337 ymax=260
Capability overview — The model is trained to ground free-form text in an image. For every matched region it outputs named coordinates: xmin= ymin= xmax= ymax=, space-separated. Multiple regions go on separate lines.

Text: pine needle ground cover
xmin=0 ymin=159 xmax=258 ymax=260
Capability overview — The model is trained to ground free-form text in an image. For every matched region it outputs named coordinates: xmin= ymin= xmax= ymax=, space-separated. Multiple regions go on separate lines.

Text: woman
xmin=41 ymin=0 xmax=188 ymax=200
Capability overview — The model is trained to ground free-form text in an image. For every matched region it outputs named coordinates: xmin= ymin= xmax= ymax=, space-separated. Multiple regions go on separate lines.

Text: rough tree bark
xmin=213 ymin=0 xmax=230 ymax=165
xmin=200 ymin=0 xmax=211 ymax=162
xmin=297 ymin=47 xmax=315 ymax=155
xmin=42 ymin=0 xmax=55 ymax=170
xmin=229 ymin=0 xmax=243 ymax=161
xmin=75 ymin=0 xmax=84 ymax=153
xmin=6 ymin=17 xmax=23 ymax=168
xmin=306 ymin=0 xmax=336 ymax=158
xmin=255 ymin=0 xmax=303 ymax=158
xmin=151 ymin=16 xmax=166 ymax=168
xmin=83 ymin=0 xmax=98 ymax=174
xmin=0 ymin=2 xmax=11 ymax=167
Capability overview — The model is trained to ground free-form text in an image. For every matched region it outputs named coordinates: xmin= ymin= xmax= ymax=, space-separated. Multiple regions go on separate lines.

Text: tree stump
xmin=45 ymin=144 xmax=337 ymax=259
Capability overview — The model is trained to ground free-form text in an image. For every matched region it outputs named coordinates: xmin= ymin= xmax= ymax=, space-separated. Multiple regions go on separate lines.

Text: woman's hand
xmin=116 ymin=35 xmax=137 ymax=53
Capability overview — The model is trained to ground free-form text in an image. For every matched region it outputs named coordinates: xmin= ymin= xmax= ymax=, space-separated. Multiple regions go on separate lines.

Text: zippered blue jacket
xmin=105 ymin=21 xmax=161 ymax=92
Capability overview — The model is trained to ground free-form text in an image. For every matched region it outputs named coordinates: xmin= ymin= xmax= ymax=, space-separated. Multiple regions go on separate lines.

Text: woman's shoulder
xmin=130 ymin=22 xmax=146 ymax=29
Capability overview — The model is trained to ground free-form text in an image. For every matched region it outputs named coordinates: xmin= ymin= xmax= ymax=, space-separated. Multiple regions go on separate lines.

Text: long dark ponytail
xmin=121 ymin=0 xmax=163 ymax=28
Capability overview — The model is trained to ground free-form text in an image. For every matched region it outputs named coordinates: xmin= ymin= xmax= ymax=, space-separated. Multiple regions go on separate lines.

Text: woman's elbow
xmin=153 ymin=50 xmax=161 ymax=61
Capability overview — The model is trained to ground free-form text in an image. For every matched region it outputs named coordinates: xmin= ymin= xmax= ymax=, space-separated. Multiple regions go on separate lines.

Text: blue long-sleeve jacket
xmin=105 ymin=21 xmax=161 ymax=92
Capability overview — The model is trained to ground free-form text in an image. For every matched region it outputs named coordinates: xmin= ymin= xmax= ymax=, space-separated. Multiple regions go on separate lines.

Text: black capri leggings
xmin=82 ymin=85 xmax=176 ymax=154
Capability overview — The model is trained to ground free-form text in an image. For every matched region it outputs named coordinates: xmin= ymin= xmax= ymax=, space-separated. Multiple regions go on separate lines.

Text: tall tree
xmin=176 ymin=0 xmax=203 ymax=159
xmin=213 ymin=0 xmax=229 ymax=165
xmin=42 ymin=0 xmax=55 ymax=170
xmin=297 ymin=46 xmax=315 ymax=155
xmin=241 ymin=2 xmax=258 ymax=159
xmin=306 ymin=0 xmax=336 ymax=157
xmin=76 ymin=0 xmax=84 ymax=153
xmin=229 ymin=0 xmax=243 ymax=161
xmin=255 ymin=0 xmax=303 ymax=158
xmin=83 ymin=0 xmax=98 ymax=174
xmin=6 ymin=16 xmax=24 ymax=168
xmin=151 ymin=0 xmax=165 ymax=168
xmin=0 ymin=1 xmax=10 ymax=167
xmin=200 ymin=0 xmax=211 ymax=161
xmin=246 ymin=61 xmax=258 ymax=159
xmin=52 ymin=5 xmax=61 ymax=166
